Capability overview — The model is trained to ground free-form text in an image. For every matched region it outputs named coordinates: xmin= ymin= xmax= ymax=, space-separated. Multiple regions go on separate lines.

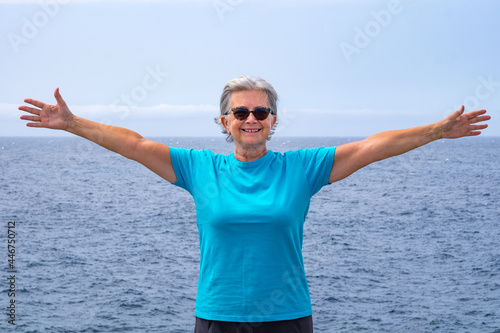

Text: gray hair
xmin=214 ymin=75 xmax=278 ymax=142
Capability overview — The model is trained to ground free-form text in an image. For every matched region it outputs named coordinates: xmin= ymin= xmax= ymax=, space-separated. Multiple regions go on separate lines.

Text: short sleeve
xmin=168 ymin=147 xmax=190 ymax=190
xmin=295 ymin=147 xmax=336 ymax=196
xmin=169 ymin=147 xmax=215 ymax=193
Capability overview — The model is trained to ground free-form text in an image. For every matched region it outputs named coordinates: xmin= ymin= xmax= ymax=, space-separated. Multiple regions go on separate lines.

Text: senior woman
xmin=19 ymin=75 xmax=490 ymax=333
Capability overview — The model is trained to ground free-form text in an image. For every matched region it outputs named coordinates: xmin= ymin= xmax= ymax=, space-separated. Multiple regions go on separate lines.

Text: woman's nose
xmin=245 ymin=112 xmax=257 ymax=122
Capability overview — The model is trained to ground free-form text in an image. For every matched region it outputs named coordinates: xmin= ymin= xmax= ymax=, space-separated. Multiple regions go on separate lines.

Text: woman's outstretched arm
xmin=329 ymin=106 xmax=491 ymax=183
xmin=19 ymin=88 xmax=177 ymax=183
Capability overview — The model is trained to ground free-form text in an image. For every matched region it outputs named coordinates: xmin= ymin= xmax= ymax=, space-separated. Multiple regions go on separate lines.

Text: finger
xmin=18 ymin=105 xmax=41 ymax=115
xmin=20 ymin=115 xmax=41 ymax=122
xmin=465 ymin=109 xmax=487 ymax=119
xmin=26 ymin=122 xmax=44 ymax=128
xmin=54 ymin=87 xmax=67 ymax=107
xmin=470 ymin=115 xmax=491 ymax=124
xmin=23 ymin=98 xmax=46 ymax=109
xmin=470 ymin=124 xmax=488 ymax=130
xmin=454 ymin=105 xmax=465 ymax=117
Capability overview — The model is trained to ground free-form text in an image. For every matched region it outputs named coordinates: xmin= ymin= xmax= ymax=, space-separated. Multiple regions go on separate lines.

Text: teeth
xmin=243 ymin=129 xmax=260 ymax=132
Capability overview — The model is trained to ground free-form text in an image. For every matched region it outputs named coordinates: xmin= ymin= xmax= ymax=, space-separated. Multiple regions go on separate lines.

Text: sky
xmin=0 ymin=0 xmax=499 ymax=138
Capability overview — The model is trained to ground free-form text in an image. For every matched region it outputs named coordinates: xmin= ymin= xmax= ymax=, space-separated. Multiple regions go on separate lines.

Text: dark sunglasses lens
xmin=253 ymin=108 xmax=270 ymax=120
xmin=233 ymin=108 xmax=250 ymax=120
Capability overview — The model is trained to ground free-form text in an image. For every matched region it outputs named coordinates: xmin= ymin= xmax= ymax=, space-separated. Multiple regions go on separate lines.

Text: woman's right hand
xmin=19 ymin=87 xmax=74 ymax=130
xmin=19 ymin=87 xmax=177 ymax=183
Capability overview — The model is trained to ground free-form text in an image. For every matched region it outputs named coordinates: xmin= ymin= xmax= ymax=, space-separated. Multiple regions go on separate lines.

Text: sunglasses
xmin=224 ymin=107 xmax=273 ymax=121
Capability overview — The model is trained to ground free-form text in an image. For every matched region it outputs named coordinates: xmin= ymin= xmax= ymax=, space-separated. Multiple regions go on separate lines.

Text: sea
xmin=1 ymin=136 xmax=499 ymax=333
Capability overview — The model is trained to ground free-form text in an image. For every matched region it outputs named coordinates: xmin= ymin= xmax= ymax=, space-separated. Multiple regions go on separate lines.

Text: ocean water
xmin=1 ymin=136 xmax=499 ymax=332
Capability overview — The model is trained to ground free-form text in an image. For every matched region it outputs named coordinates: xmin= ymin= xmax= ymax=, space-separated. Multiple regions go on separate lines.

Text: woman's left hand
xmin=439 ymin=106 xmax=490 ymax=139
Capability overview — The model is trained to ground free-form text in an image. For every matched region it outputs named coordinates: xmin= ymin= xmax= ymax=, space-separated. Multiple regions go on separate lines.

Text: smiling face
xmin=221 ymin=90 xmax=277 ymax=154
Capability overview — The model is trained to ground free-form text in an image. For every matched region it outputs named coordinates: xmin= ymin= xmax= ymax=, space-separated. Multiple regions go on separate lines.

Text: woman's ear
xmin=221 ymin=116 xmax=230 ymax=134
xmin=271 ymin=114 xmax=277 ymax=127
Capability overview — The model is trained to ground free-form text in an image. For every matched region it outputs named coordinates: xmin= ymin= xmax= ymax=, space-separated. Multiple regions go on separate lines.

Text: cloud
xmin=71 ymin=104 xmax=220 ymax=121
xmin=298 ymin=108 xmax=419 ymax=116
xmin=2 ymin=102 xmax=221 ymax=136
xmin=3 ymin=102 xmax=219 ymax=119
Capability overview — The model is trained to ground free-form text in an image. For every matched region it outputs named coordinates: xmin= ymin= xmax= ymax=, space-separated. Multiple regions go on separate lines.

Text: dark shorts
xmin=194 ymin=315 xmax=313 ymax=333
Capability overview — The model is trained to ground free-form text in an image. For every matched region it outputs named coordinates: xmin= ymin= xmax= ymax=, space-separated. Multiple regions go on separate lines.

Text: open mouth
xmin=241 ymin=129 xmax=262 ymax=133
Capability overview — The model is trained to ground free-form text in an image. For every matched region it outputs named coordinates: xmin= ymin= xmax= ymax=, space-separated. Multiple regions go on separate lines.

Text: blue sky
xmin=1 ymin=0 xmax=499 ymax=137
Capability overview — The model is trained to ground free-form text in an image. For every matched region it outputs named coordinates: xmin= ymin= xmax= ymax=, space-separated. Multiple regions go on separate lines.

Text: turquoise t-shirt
xmin=169 ymin=147 xmax=336 ymax=322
